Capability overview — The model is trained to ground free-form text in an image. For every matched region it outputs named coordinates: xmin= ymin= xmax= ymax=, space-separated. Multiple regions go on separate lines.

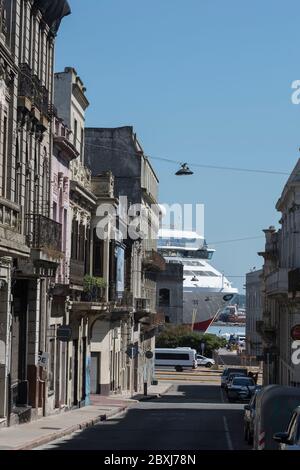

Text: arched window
xmin=159 ymin=288 xmax=170 ymax=307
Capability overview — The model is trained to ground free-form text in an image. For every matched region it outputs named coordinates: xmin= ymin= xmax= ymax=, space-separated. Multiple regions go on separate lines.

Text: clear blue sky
xmin=55 ymin=0 xmax=300 ymax=293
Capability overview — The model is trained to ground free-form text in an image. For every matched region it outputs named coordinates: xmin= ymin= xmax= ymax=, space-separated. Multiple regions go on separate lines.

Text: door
xmin=81 ymin=338 xmax=86 ymax=402
xmin=72 ymin=340 xmax=78 ymax=405
xmin=11 ymin=280 xmax=28 ymax=407
xmin=91 ymin=352 xmax=100 ymax=394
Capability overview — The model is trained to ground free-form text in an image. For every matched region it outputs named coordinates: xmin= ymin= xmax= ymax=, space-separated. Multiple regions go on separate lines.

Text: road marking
xmin=223 ymin=416 xmax=234 ymax=450
xmin=153 ymin=377 xmax=220 ymax=382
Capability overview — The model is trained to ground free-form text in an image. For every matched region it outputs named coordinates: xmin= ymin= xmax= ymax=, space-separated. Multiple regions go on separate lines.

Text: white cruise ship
xmin=158 ymin=228 xmax=238 ymax=332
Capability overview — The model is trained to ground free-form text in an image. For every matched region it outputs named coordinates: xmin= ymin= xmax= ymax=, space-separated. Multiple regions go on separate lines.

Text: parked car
xmin=224 ymin=372 xmax=248 ymax=391
xmin=244 ymin=389 xmax=261 ymax=445
xmin=197 ymin=354 xmax=215 ymax=368
xmin=221 ymin=367 xmax=248 ymax=388
xmin=273 ymin=406 xmax=300 ymax=450
xmin=253 ymin=385 xmax=300 ymax=450
xmin=227 ymin=376 xmax=256 ymax=402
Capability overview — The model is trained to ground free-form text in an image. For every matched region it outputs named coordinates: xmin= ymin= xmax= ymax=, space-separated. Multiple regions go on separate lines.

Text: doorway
xmin=91 ymin=352 xmax=100 ymax=394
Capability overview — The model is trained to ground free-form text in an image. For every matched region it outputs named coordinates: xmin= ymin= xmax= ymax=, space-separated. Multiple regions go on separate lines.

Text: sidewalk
xmin=0 ymin=383 xmax=171 ymax=451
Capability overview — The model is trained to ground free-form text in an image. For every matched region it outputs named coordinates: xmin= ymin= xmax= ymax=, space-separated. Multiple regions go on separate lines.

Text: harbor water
xmin=206 ymin=324 xmax=245 ymax=337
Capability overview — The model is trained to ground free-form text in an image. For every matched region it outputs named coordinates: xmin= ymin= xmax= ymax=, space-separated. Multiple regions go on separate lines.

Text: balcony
xmin=70 ymin=259 xmax=85 ymax=287
xmin=110 ymin=288 xmax=133 ymax=307
xmin=18 ymin=64 xmax=51 ymax=124
xmin=256 ymin=320 xmax=277 ymax=345
xmin=54 ymin=135 xmax=79 ymax=163
xmin=140 ymin=312 xmax=165 ymax=333
xmin=136 ymin=298 xmax=151 ymax=311
xmin=265 ymin=268 xmax=288 ymax=297
xmin=71 ymin=296 xmax=132 ymax=322
xmin=26 ymin=214 xmax=62 ymax=264
xmin=142 ymin=249 xmax=166 ymax=272
xmin=134 ymin=298 xmax=152 ymax=321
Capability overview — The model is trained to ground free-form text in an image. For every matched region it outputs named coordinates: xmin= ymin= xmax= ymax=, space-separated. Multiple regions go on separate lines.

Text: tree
xmin=156 ymin=325 xmax=226 ymax=358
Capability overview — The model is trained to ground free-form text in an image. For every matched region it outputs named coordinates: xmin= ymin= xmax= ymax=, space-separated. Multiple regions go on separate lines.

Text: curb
xmin=137 ymin=384 xmax=173 ymax=401
xmin=9 ymin=405 xmax=129 ymax=451
xmin=138 ymin=394 xmax=160 ymax=402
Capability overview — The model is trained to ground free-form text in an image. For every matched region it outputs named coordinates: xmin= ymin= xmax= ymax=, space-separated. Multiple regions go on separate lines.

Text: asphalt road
xmin=37 ymin=379 xmax=250 ymax=451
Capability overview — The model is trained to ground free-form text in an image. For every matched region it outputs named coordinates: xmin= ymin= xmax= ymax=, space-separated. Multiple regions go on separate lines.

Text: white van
xmin=155 ymin=348 xmax=197 ymax=372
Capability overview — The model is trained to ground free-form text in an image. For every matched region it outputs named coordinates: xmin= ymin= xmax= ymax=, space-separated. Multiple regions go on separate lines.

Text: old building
xmin=0 ymin=0 xmax=70 ymax=426
xmin=85 ymin=126 xmax=165 ymax=395
xmin=156 ymin=262 xmax=184 ymax=324
xmin=54 ymin=67 xmax=97 ymax=407
xmin=259 ymin=160 xmax=300 ymax=387
xmin=46 ymin=113 xmax=78 ymax=413
xmin=89 ymin=171 xmax=135 ymax=396
xmin=245 ymin=269 xmax=263 ymax=359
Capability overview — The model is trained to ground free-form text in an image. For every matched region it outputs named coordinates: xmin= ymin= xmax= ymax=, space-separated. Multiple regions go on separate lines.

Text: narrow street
xmin=37 ymin=373 xmax=249 ymax=451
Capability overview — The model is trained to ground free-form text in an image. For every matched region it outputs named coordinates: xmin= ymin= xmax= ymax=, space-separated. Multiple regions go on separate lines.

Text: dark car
xmin=221 ymin=367 xmax=248 ymax=388
xmin=227 ymin=377 xmax=256 ymax=402
xmin=224 ymin=372 xmax=248 ymax=391
xmin=244 ymin=389 xmax=261 ymax=444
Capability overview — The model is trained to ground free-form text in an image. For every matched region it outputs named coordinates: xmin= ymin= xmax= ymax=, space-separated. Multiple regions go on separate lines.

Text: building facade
xmin=85 ymin=126 xmax=165 ymax=395
xmin=245 ymin=269 xmax=263 ymax=359
xmin=54 ymin=67 xmax=97 ymax=407
xmin=259 ymin=160 xmax=300 ymax=387
xmin=0 ymin=0 xmax=70 ymax=426
xmin=156 ymin=262 xmax=184 ymax=325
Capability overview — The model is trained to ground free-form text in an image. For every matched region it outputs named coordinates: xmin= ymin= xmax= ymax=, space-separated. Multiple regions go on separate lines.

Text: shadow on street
xmin=40 ymin=384 xmax=250 ymax=451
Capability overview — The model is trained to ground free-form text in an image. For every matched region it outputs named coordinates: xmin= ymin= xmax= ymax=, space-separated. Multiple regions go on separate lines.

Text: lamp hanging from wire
xmin=175 ymin=163 xmax=194 ymax=176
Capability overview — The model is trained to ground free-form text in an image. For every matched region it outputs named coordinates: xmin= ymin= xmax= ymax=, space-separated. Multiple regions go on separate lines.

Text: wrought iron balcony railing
xmin=19 ymin=63 xmax=33 ymax=99
xmin=70 ymin=259 xmax=85 ymax=286
xmin=18 ymin=64 xmax=50 ymax=118
xmin=135 ymin=298 xmax=151 ymax=312
xmin=26 ymin=214 xmax=62 ymax=253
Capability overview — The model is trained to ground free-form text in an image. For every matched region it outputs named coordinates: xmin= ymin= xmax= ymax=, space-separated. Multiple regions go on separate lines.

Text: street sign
xmin=57 ymin=325 xmax=72 ymax=342
xmin=291 ymin=325 xmax=300 ymax=341
xmin=145 ymin=350 xmax=154 ymax=359
xmin=126 ymin=344 xmax=139 ymax=359
xmin=38 ymin=352 xmax=49 ymax=369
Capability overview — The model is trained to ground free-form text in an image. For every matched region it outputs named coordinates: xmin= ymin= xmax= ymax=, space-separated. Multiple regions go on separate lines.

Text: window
xmin=93 ymin=228 xmax=104 ymax=276
xmin=71 ymin=219 xmax=78 ymax=259
xmin=53 ymin=202 xmax=57 ymax=221
xmin=159 ymin=288 xmax=170 ymax=307
xmin=73 ymin=119 xmax=78 ymax=147
xmin=48 ymin=339 xmax=55 ymax=394
xmin=1 ymin=114 xmax=7 ymax=197
xmin=184 ymin=260 xmax=205 ymax=267
xmin=80 ymin=127 xmax=84 ymax=161
xmin=155 ymin=353 xmax=189 ymax=361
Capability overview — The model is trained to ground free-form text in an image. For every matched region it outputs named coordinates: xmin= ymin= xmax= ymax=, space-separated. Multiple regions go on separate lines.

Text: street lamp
xmin=175 ymin=163 xmax=194 ymax=176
